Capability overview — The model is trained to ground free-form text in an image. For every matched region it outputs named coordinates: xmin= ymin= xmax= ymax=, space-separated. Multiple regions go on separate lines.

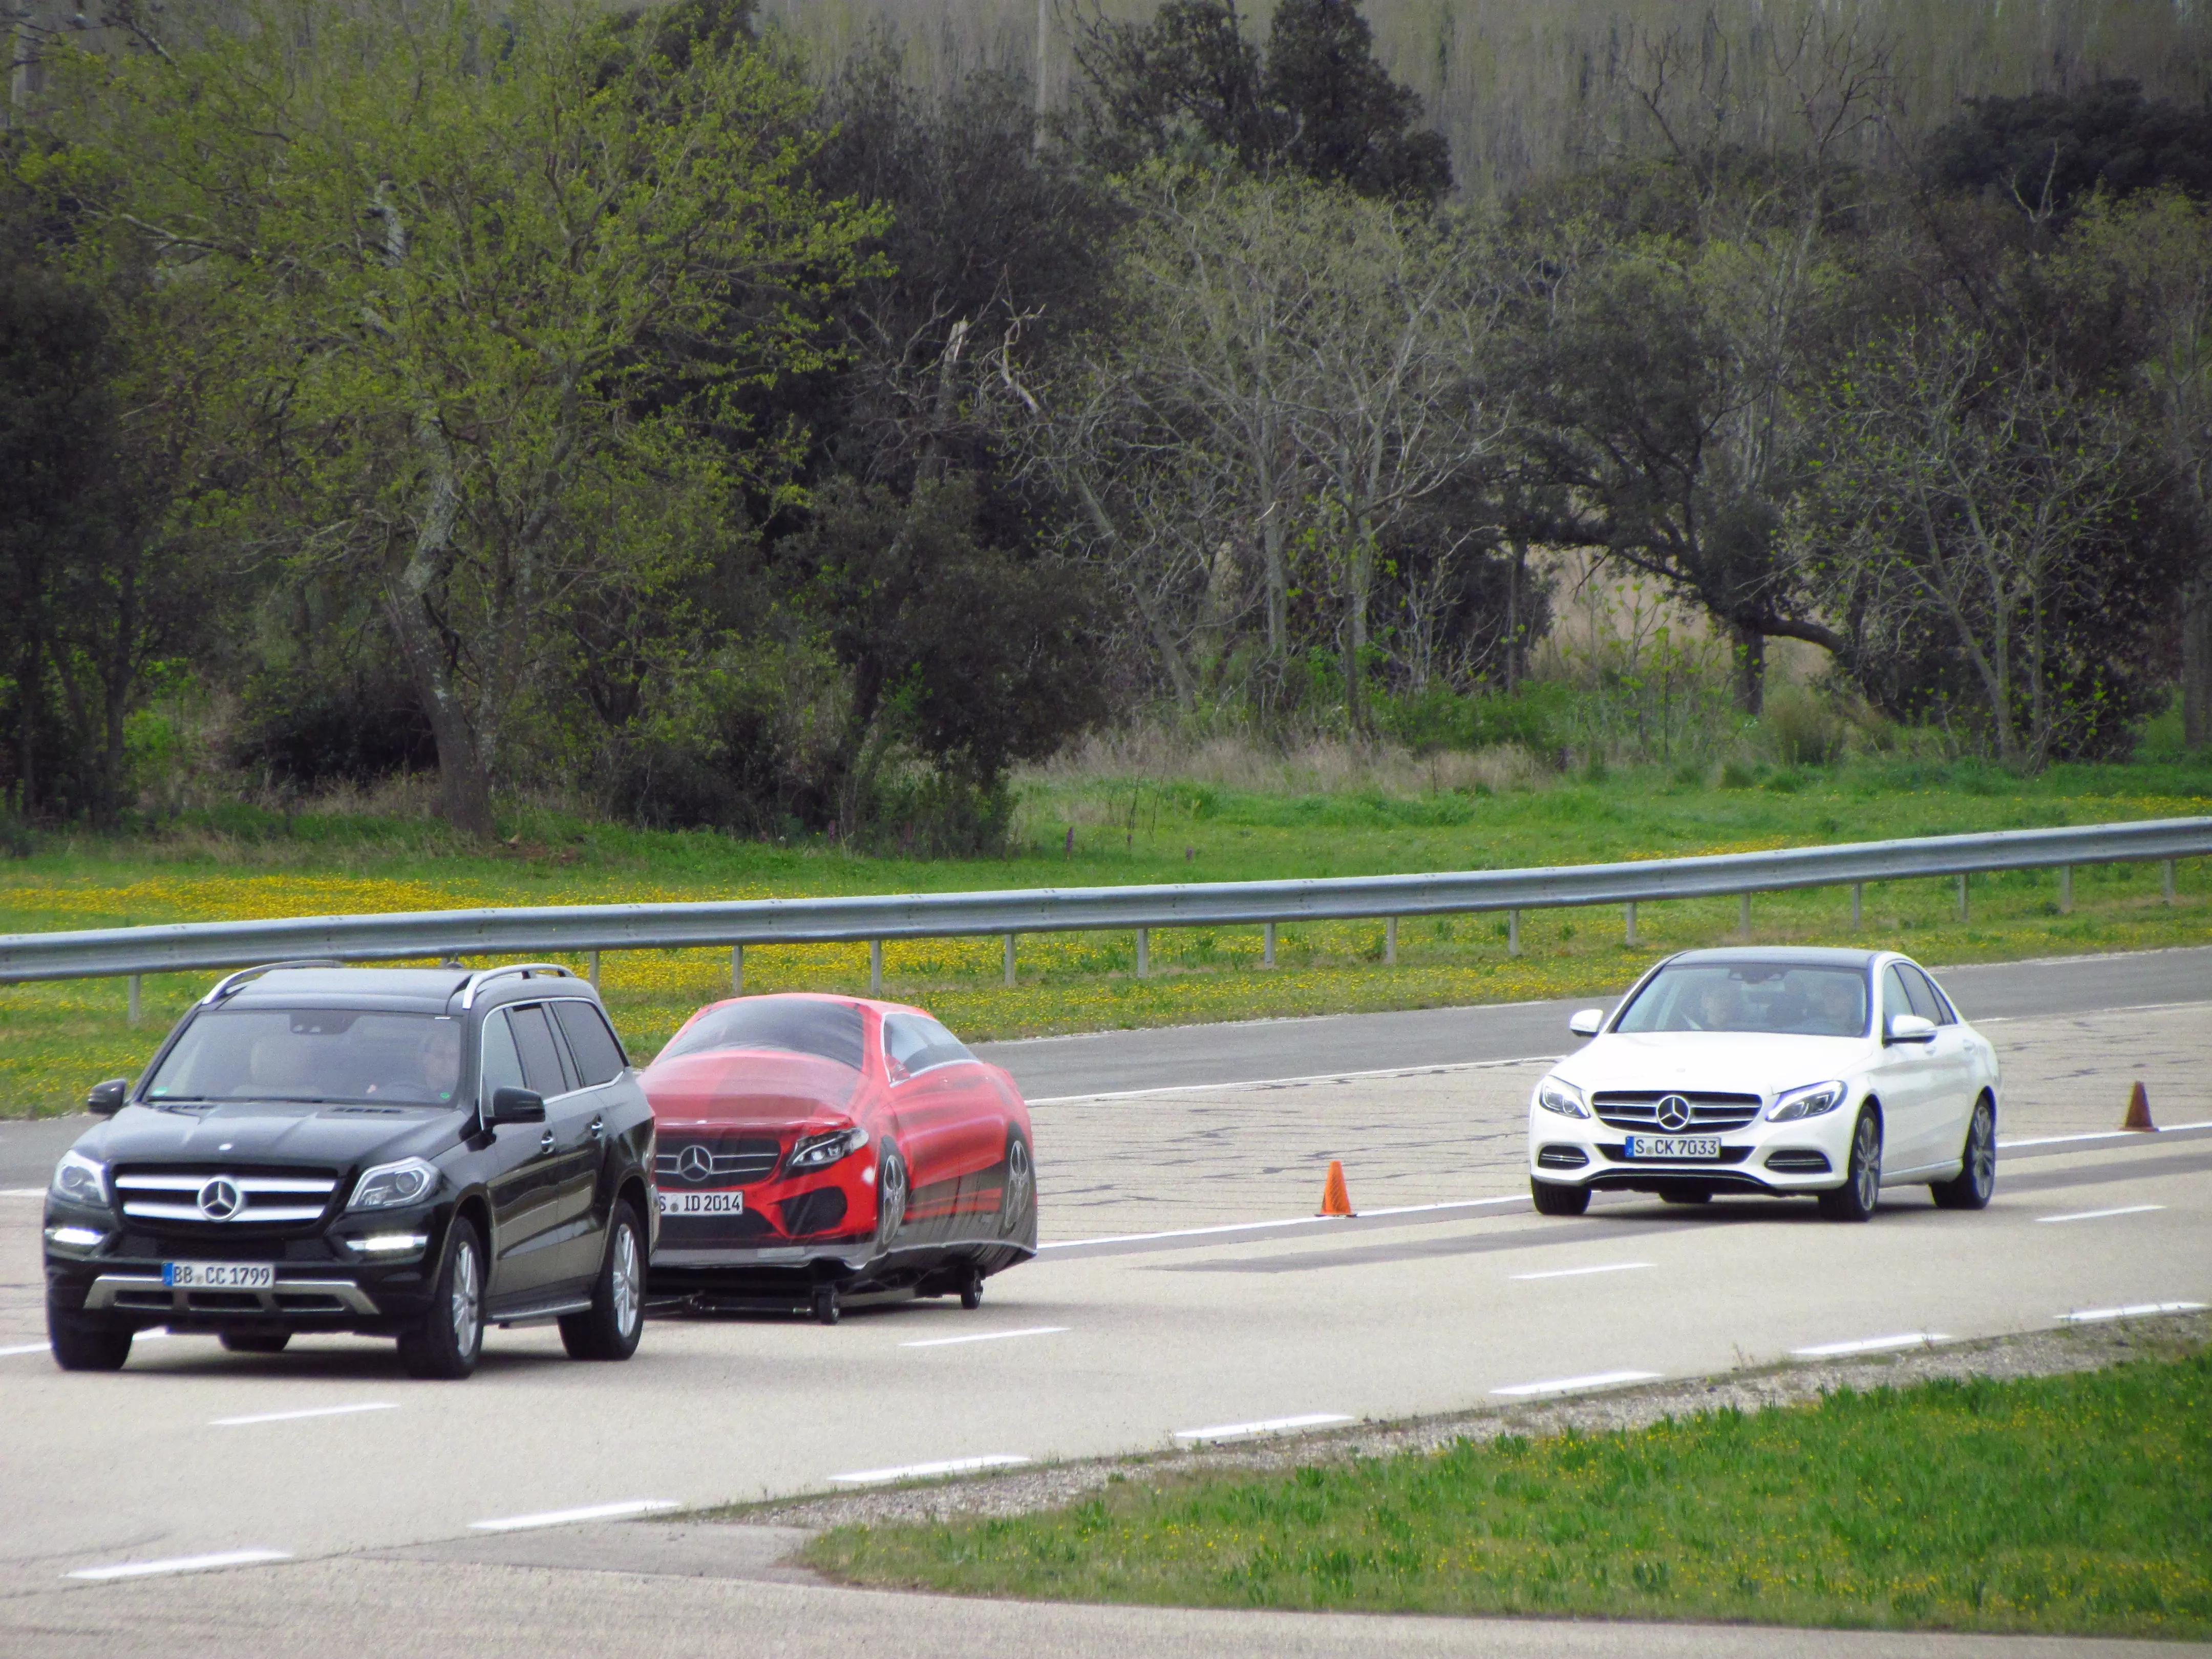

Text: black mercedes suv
xmin=42 ymin=961 xmax=657 ymax=1378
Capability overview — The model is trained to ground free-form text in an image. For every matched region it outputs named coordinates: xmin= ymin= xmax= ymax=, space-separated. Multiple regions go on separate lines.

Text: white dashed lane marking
xmin=2057 ymin=1301 xmax=2208 ymax=1324
xmin=67 ymin=1548 xmax=290 ymax=1581
xmin=828 ymin=1455 xmax=1031 ymax=1485
xmin=212 ymin=1402 xmax=399 ymax=1427
xmin=1491 ymin=1371 xmax=1662 ymax=1398
xmin=2037 ymin=1205 xmax=2166 ymax=1224
xmin=899 ymin=1326 xmax=1068 ymax=1349
xmin=469 ymin=1499 xmax=678 ymax=1532
xmin=1172 ymin=1413 xmax=1354 ymax=1444
xmin=1510 ymin=1262 xmax=1652 ymax=1282
xmin=1792 ymin=1333 xmax=1953 ymax=1358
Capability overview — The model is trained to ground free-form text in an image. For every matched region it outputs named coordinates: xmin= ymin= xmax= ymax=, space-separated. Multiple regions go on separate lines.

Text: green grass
xmin=2 ymin=749 xmax=2208 ymax=1115
xmin=805 ymin=1350 xmax=2212 ymax=1638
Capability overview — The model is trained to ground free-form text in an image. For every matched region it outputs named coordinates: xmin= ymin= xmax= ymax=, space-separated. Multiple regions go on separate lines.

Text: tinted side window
xmin=1881 ymin=966 xmax=1916 ymax=1028
xmin=883 ymin=1013 xmax=974 ymax=1077
xmin=508 ymin=1004 xmax=570 ymax=1096
xmin=1901 ymin=967 xmax=1948 ymax=1024
xmin=481 ymin=1010 xmax=527 ymax=1102
xmin=1906 ymin=966 xmax=1957 ymax=1025
xmin=554 ymin=1001 xmax=627 ymax=1086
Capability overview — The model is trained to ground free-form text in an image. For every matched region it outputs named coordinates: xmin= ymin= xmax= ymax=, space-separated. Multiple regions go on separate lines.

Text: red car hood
xmin=642 ymin=1049 xmax=862 ymax=1131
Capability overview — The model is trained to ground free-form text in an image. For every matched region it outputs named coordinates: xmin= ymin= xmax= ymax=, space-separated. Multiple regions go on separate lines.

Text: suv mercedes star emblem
xmin=676 ymin=1144 xmax=714 ymax=1184
xmin=1655 ymin=1095 xmax=1693 ymax=1132
xmin=196 ymin=1177 xmax=243 ymax=1220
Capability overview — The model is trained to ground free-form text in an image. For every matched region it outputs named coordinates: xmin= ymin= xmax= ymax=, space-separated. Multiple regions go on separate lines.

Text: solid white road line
xmin=1491 ymin=1370 xmax=1661 ymax=1398
xmin=469 ymin=1499 xmax=678 ymax=1532
xmin=67 ymin=1548 xmax=290 ymax=1581
xmin=899 ymin=1326 xmax=1068 ymax=1349
xmin=2057 ymin=1302 xmax=2209 ymax=1324
xmin=1791 ymin=1333 xmax=1953 ymax=1358
xmin=1 ymin=1186 xmax=46 ymax=1198
xmin=2037 ymin=1205 xmax=2166 ymax=1224
xmin=1028 ymin=1053 xmax=1565 ymax=1107
xmin=828 ymin=1455 xmax=1030 ymax=1486
xmin=0 ymin=1340 xmax=51 ymax=1357
xmin=1040 ymin=1196 xmax=1526 ymax=1251
xmin=212 ymin=1402 xmax=399 ymax=1427
xmin=2000 ymin=1120 xmax=2212 ymax=1150
xmin=1510 ymin=1262 xmax=1653 ymax=1282
xmin=1173 ymin=1413 xmax=1353 ymax=1444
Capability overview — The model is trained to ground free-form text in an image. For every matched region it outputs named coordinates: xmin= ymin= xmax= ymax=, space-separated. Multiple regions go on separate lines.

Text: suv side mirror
xmin=488 ymin=1087 xmax=546 ymax=1124
xmin=86 ymin=1078 xmax=130 ymax=1116
xmin=1566 ymin=1009 xmax=1605 ymax=1038
xmin=1885 ymin=1013 xmax=1937 ymax=1045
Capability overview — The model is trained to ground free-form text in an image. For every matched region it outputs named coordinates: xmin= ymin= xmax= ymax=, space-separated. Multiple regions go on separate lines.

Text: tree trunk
xmin=1504 ymin=539 xmax=1525 ymax=695
xmin=1344 ymin=526 xmax=1373 ymax=730
xmin=2184 ymin=568 xmax=2212 ymax=750
xmin=1732 ymin=623 xmax=1767 ymax=716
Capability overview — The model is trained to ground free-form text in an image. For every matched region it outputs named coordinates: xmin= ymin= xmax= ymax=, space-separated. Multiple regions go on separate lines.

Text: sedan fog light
xmin=45 ymin=1224 xmax=106 ymax=1251
xmin=344 ymin=1232 xmax=429 ymax=1255
xmin=1767 ymin=1080 xmax=1848 ymax=1123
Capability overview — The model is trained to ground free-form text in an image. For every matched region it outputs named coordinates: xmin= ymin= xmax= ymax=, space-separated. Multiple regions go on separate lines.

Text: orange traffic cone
xmin=1320 ymin=1159 xmax=1354 ymax=1217
xmin=2122 ymin=1081 xmax=2157 ymax=1133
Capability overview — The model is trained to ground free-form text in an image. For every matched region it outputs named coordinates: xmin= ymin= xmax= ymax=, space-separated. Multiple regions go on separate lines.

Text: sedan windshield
xmin=657 ymin=999 xmax=865 ymax=1069
xmin=1614 ymin=963 xmax=1869 ymax=1038
xmin=145 ymin=1009 xmax=464 ymax=1106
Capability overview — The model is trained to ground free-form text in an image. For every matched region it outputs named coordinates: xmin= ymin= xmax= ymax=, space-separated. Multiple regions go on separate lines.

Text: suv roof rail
xmin=201 ymin=960 xmax=349 ymax=1005
xmin=458 ymin=962 xmax=579 ymax=1010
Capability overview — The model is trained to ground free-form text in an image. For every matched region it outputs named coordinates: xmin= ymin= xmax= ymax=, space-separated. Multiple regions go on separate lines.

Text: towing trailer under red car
xmin=640 ymin=993 xmax=1035 ymax=1319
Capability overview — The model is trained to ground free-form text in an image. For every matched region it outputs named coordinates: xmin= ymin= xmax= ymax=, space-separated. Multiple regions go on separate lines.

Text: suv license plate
xmin=162 ymin=1261 xmax=275 ymax=1290
xmin=1627 ymin=1136 xmax=1722 ymax=1160
xmin=658 ymin=1190 xmax=744 ymax=1217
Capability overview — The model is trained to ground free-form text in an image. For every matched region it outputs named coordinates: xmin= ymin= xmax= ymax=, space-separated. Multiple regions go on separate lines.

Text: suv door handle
xmin=589 ymin=1116 xmax=604 ymax=1140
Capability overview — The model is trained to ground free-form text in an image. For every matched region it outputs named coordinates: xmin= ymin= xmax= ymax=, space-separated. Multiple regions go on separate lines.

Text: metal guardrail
xmin=0 ymin=818 xmax=2204 ymax=996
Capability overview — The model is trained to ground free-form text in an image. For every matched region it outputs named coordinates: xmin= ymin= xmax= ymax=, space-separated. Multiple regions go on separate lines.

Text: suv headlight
xmin=51 ymin=1148 xmax=109 ymax=1208
xmin=787 ymin=1126 xmax=869 ymax=1173
xmin=1767 ymin=1080 xmax=1848 ymax=1123
xmin=349 ymin=1157 xmax=439 ymax=1211
xmin=1535 ymin=1077 xmax=1589 ymax=1119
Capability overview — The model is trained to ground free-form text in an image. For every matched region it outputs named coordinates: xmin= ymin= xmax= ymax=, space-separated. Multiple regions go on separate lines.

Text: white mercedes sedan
xmin=1527 ymin=947 xmax=2000 ymax=1222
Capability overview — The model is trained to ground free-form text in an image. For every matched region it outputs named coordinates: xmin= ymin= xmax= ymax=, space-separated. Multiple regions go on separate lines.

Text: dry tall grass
xmin=1019 ymin=729 xmax=1544 ymax=799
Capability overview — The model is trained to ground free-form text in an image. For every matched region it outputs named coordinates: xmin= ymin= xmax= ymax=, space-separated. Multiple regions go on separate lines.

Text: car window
xmin=1903 ymin=966 xmax=1956 ymax=1025
xmin=144 ymin=1009 xmax=464 ymax=1107
xmin=1612 ymin=963 xmax=1868 ymax=1037
xmin=480 ymin=1010 xmax=527 ymax=1101
xmin=507 ymin=1004 xmax=570 ymax=1096
xmin=657 ymin=998 xmax=865 ymax=1069
xmin=554 ymin=1000 xmax=628 ymax=1086
xmin=882 ymin=1013 xmax=975 ymax=1078
xmin=1882 ymin=966 xmax=1916 ymax=1029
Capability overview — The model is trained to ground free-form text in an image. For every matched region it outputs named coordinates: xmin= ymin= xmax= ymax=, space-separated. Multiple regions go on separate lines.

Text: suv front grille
xmin=655 ymin=1136 xmax=781 ymax=1186
xmin=1591 ymin=1092 xmax=1763 ymax=1132
xmin=114 ymin=1166 xmax=338 ymax=1226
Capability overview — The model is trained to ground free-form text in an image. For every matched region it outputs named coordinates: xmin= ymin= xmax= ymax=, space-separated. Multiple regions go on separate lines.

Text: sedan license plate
xmin=1627 ymin=1136 xmax=1722 ymax=1161
xmin=657 ymin=1190 xmax=744 ymax=1217
xmin=162 ymin=1260 xmax=275 ymax=1290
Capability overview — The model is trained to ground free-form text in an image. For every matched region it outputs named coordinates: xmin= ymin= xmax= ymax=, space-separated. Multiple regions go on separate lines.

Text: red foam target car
xmin=640 ymin=993 xmax=1036 ymax=1322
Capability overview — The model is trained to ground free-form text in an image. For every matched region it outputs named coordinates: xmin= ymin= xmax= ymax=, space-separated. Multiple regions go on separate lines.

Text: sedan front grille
xmin=113 ymin=1167 xmax=338 ymax=1225
xmin=1590 ymin=1092 xmax=1763 ymax=1133
xmin=655 ymin=1136 xmax=781 ymax=1186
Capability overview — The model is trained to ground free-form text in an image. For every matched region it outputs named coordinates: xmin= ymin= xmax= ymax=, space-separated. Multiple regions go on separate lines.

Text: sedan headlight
xmin=348 ymin=1157 xmax=439 ymax=1211
xmin=786 ymin=1126 xmax=869 ymax=1173
xmin=50 ymin=1148 xmax=109 ymax=1208
xmin=1535 ymin=1077 xmax=1589 ymax=1119
xmin=1767 ymin=1080 xmax=1848 ymax=1123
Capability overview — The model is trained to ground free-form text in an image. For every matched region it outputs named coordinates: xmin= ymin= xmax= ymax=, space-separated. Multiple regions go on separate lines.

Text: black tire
xmin=997 ymin=1128 xmax=1034 ymax=1239
xmin=48 ymin=1304 xmax=132 ymax=1372
xmin=1530 ymin=1177 xmax=1590 ymax=1217
xmin=397 ymin=1217 xmax=485 ymax=1379
xmin=1931 ymin=1095 xmax=1997 ymax=1211
xmin=874 ymin=1143 xmax=908 ymax=1255
xmin=559 ymin=1203 xmax=645 ymax=1361
xmin=220 ymin=1330 xmax=291 ymax=1354
xmin=1817 ymin=1109 xmax=1883 ymax=1223
xmin=811 ymin=1285 xmax=841 ymax=1326
xmin=1660 ymin=1186 xmax=1713 ymax=1206
xmin=960 ymin=1266 xmax=984 ymax=1310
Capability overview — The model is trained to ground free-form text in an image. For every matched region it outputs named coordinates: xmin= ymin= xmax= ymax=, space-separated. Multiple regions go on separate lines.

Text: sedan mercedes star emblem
xmin=1655 ymin=1094 xmax=1693 ymax=1133
xmin=676 ymin=1144 xmax=715 ymax=1184
xmin=196 ymin=1177 xmax=243 ymax=1220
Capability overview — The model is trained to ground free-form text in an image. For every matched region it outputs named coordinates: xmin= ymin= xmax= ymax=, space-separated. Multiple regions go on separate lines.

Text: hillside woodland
xmin=2 ymin=0 xmax=2209 ymax=851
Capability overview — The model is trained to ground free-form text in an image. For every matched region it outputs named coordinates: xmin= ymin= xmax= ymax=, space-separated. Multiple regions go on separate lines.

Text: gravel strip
xmin=709 ymin=1310 xmax=2209 ymax=1533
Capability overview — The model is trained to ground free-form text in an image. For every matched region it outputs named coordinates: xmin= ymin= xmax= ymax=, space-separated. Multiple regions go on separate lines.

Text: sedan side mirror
xmin=86 ymin=1078 xmax=130 ymax=1116
xmin=1566 ymin=1009 xmax=1605 ymax=1038
xmin=488 ymin=1087 xmax=546 ymax=1124
xmin=1885 ymin=1013 xmax=1937 ymax=1045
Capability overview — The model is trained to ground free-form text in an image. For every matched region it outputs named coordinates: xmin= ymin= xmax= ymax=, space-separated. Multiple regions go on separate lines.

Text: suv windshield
xmin=657 ymin=999 xmax=865 ymax=1069
xmin=145 ymin=1009 xmax=464 ymax=1106
xmin=1614 ymin=963 xmax=1869 ymax=1038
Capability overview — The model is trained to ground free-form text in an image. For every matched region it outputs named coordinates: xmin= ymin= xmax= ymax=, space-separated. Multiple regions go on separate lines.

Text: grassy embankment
xmin=1 ymin=752 xmax=2208 ymax=1115
xmin=806 ymin=1348 xmax=2212 ymax=1639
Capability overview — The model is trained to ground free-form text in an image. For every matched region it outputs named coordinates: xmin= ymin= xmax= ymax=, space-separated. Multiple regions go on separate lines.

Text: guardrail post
xmin=127 ymin=974 xmax=141 ymax=1027
xmin=731 ymin=944 xmax=743 ymax=994
xmin=1136 ymin=928 xmax=1150 ymax=977
xmin=1738 ymin=892 xmax=1751 ymax=938
xmin=587 ymin=949 xmax=600 ymax=987
xmin=2059 ymin=865 xmax=2072 ymax=913
xmin=869 ymin=939 xmax=883 ymax=996
xmin=1004 ymin=933 xmax=1016 ymax=987
xmin=1624 ymin=901 xmax=1637 ymax=945
xmin=1263 ymin=922 xmax=1276 ymax=968
xmin=1507 ymin=910 xmax=1521 ymax=955
xmin=1385 ymin=917 xmax=1397 ymax=965
xmin=2165 ymin=859 xmax=2177 ymax=905
xmin=1958 ymin=873 xmax=1969 ymax=922
xmin=1851 ymin=883 xmax=1863 ymax=928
